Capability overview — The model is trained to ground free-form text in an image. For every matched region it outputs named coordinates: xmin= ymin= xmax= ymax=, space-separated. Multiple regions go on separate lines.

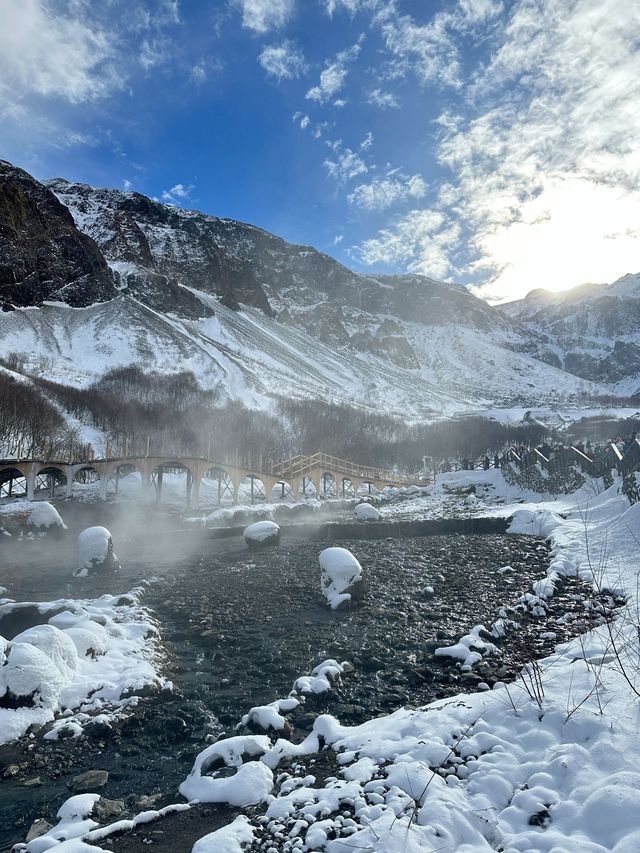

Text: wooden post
xmin=146 ymin=436 xmax=150 ymax=457
xmin=125 ymin=436 xmax=129 ymax=458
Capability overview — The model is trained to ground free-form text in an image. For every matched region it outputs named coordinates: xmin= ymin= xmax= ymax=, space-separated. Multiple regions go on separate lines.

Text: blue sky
xmin=1 ymin=0 xmax=639 ymax=302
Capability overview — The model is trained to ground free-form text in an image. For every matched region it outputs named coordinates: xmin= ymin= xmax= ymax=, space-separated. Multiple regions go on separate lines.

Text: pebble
xmin=70 ymin=769 xmax=109 ymax=792
xmin=26 ymin=819 xmax=53 ymax=842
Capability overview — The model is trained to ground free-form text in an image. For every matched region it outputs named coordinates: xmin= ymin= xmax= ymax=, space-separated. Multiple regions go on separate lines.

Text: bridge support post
xmin=26 ymin=470 xmax=35 ymax=501
xmin=156 ymin=469 xmax=163 ymax=504
xmin=65 ymin=466 xmax=73 ymax=498
xmin=99 ymin=475 xmax=108 ymax=501
xmin=186 ymin=469 xmax=193 ymax=508
xmin=192 ymin=477 xmax=200 ymax=509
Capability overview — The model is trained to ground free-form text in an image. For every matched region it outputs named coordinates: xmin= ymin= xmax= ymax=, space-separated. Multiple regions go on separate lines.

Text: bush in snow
xmin=76 ymin=527 xmax=119 ymax=575
xmin=319 ymin=547 xmax=367 ymax=610
xmin=354 ymin=501 xmax=381 ymax=522
xmin=243 ymin=520 xmax=280 ymax=548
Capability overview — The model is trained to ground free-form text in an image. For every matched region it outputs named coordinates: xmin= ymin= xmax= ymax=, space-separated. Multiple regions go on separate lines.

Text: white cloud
xmin=348 ymin=0 xmax=640 ymax=300
xmin=435 ymin=0 xmax=640 ymax=299
xmin=234 ymin=0 xmax=294 ymax=33
xmin=324 ymin=143 xmax=368 ymax=182
xmin=367 ymin=88 xmax=399 ymax=109
xmin=0 ymin=0 xmax=118 ymax=103
xmin=259 ymin=41 xmax=307 ymax=80
xmin=348 ymin=171 xmax=427 ymax=211
xmin=306 ymin=62 xmax=348 ymax=103
xmin=292 ymin=112 xmax=311 ymax=129
xmin=190 ymin=62 xmax=207 ymax=84
xmin=356 ymin=208 xmax=460 ymax=279
xmin=360 ymin=132 xmax=374 ymax=150
xmin=306 ymin=39 xmax=363 ymax=103
xmin=470 ymin=177 xmax=640 ymax=303
xmin=161 ymin=182 xmax=194 ymax=203
xmin=123 ymin=179 xmax=133 ymax=191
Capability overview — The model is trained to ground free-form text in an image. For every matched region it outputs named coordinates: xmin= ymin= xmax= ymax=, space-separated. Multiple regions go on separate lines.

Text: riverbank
xmin=2 ymin=469 xmax=639 ymax=852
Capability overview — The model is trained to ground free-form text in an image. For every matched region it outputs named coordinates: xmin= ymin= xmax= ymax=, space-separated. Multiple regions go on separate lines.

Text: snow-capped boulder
xmin=319 ymin=547 xmax=366 ymax=610
xmin=243 ymin=520 xmax=280 ymax=548
xmin=12 ymin=624 xmax=79 ymax=681
xmin=0 ymin=640 xmax=70 ymax=708
xmin=354 ymin=502 xmax=381 ymax=522
xmin=77 ymin=527 xmax=119 ymax=575
xmin=0 ymin=501 xmax=66 ymax=537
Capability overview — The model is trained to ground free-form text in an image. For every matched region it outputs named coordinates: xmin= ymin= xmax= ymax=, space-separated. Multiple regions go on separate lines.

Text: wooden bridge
xmin=0 ymin=450 xmax=421 ymax=507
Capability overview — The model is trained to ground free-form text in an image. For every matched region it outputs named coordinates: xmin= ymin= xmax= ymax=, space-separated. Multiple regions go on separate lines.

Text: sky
xmin=0 ymin=0 xmax=639 ymax=303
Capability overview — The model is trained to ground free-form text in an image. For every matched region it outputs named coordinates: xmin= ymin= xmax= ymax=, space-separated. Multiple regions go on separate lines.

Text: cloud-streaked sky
xmin=1 ymin=0 xmax=638 ymax=302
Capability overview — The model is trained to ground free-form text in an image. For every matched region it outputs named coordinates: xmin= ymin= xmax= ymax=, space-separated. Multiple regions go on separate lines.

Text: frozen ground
xmin=8 ymin=468 xmax=640 ymax=852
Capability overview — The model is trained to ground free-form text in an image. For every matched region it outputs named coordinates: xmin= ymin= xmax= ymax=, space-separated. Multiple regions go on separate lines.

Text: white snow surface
xmin=0 ymin=587 xmax=165 ymax=743
xmin=0 ymin=501 xmax=66 ymax=529
xmin=191 ymin=816 xmax=256 ymax=853
xmin=243 ymin=520 xmax=280 ymax=544
xmin=354 ymin=501 xmax=381 ymax=521
xmin=319 ymin=547 xmax=364 ymax=609
xmin=77 ymin=527 xmax=113 ymax=567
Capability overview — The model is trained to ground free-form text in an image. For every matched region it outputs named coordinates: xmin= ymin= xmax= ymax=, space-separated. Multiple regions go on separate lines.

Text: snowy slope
xmin=0 ymin=287 xmax=615 ymax=417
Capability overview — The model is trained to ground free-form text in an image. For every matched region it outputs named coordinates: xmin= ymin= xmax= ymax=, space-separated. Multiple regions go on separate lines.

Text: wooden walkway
xmin=0 ymin=450 xmax=422 ymax=506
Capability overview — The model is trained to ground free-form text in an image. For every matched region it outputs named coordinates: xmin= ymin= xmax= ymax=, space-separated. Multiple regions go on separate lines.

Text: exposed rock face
xmin=500 ymin=274 xmax=640 ymax=392
xmin=0 ymin=161 xmax=116 ymax=310
xmin=44 ymin=178 xmax=519 ymax=367
xmin=47 ymin=178 xmax=279 ymax=317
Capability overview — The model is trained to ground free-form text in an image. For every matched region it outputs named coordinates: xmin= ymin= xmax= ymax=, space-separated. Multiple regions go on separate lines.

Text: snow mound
xmin=0 ymin=500 xmax=66 ymax=535
xmin=354 ymin=502 xmax=382 ymax=521
xmin=179 ymin=735 xmax=274 ymax=805
xmin=0 ymin=589 xmax=165 ymax=744
xmin=293 ymin=659 xmax=347 ymax=695
xmin=77 ymin=527 xmax=119 ymax=574
xmin=243 ymin=520 xmax=280 ymax=547
xmin=28 ymin=502 xmax=67 ymax=529
xmin=319 ymin=547 xmax=365 ymax=610
xmin=192 ymin=815 xmax=256 ymax=852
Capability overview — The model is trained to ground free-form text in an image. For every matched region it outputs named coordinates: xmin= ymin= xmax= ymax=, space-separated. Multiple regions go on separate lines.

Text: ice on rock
xmin=319 ymin=547 xmax=366 ymax=610
xmin=243 ymin=520 xmax=280 ymax=548
xmin=77 ymin=527 xmax=119 ymax=575
xmin=354 ymin=502 xmax=381 ymax=521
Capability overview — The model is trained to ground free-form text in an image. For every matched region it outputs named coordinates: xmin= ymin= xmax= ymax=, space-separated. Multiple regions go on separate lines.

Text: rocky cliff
xmin=0 ymin=161 xmax=116 ymax=311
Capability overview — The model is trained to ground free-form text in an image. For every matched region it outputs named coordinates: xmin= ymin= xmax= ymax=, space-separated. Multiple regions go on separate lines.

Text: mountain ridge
xmin=0 ymin=160 xmax=639 ymax=411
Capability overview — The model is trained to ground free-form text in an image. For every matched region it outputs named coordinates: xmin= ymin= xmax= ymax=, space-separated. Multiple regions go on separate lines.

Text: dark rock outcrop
xmin=0 ymin=161 xmax=116 ymax=310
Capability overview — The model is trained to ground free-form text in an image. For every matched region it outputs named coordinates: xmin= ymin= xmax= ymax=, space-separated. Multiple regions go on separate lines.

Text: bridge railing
xmin=271 ymin=451 xmax=419 ymax=485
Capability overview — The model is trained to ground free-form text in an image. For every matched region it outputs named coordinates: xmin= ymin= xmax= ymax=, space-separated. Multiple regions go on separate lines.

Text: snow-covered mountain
xmin=500 ymin=274 xmax=640 ymax=396
xmin=0 ymin=160 xmax=637 ymax=416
